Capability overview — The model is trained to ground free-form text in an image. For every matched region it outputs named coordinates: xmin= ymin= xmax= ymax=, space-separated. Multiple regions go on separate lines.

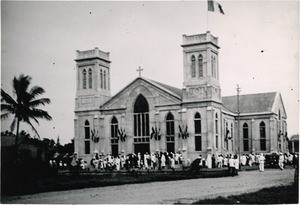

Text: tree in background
xmin=1 ymin=74 xmax=52 ymax=152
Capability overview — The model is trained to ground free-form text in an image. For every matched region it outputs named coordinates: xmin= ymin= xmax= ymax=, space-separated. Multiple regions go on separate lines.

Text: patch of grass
xmin=193 ymin=184 xmax=299 ymax=204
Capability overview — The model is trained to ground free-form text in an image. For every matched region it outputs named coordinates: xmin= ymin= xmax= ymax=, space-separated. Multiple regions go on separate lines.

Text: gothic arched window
xmin=211 ymin=56 xmax=214 ymax=77
xmin=224 ymin=121 xmax=228 ymax=150
xmin=191 ymin=55 xmax=196 ymax=78
xmin=103 ymin=70 xmax=106 ymax=89
xmin=214 ymin=56 xmax=217 ymax=78
xmin=194 ymin=112 xmax=202 ymax=151
xmin=215 ymin=113 xmax=219 ymax=148
xmin=260 ymin=121 xmax=266 ymax=151
xmin=134 ymin=95 xmax=150 ymax=143
xmin=84 ymin=120 xmax=90 ymax=154
xmin=243 ymin=123 xmax=249 ymax=151
xmin=111 ymin=116 xmax=118 ymax=156
xmin=88 ymin=68 xmax=92 ymax=89
xmin=100 ymin=69 xmax=103 ymax=89
xmin=198 ymin=54 xmax=203 ymax=77
xmin=166 ymin=112 xmax=175 ymax=153
xmin=82 ymin=69 xmax=87 ymax=89
xmin=231 ymin=123 xmax=234 ymax=151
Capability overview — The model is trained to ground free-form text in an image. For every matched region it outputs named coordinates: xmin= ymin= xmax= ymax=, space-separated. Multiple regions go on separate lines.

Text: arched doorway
xmin=133 ymin=95 xmax=150 ymax=155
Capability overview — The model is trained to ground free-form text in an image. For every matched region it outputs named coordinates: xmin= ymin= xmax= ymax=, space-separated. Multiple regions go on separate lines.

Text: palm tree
xmin=1 ymin=74 xmax=52 ymax=149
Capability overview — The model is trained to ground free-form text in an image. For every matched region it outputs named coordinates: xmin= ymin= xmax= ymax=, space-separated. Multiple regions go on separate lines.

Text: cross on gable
xmin=136 ymin=66 xmax=143 ymax=77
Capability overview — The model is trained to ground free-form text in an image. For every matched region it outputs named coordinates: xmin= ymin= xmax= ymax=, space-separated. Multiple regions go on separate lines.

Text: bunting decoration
xmin=91 ymin=129 xmax=100 ymax=143
xmin=178 ymin=125 xmax=189 ymax=139
xmin=151 ymin=126 xmax=161 ymax=141
xmin=117 ymin=128 xmax=127 ymax=142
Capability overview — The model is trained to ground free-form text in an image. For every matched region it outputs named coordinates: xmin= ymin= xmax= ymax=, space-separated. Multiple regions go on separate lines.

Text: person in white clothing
xmin=115 ymin=156 xmax=121 ymax=171
xmin=278 ymin=153 xmax=284 ymax=170
xmin=228 ymin=155 xmax=235 ymax=176
xmin=161 ymin=153 xmax=166 ymax=169
xmin=258 ymin=153 xmax=265 ymax=172
xmin=144 ymin=152 xmax=149 ymax=170
xmin=234 ymin=155 xmax=239 ymax=175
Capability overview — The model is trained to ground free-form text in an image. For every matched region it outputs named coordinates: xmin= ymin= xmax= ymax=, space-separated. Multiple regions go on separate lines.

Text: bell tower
xmin=181 ymin=31 xmax=221 ymax=103
xmin=74 ymin=47 xmax=111 ymax=158
xmin=74 ymin=47 xmax=111 ymax=112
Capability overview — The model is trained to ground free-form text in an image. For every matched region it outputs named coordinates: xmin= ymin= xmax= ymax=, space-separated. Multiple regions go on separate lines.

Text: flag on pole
xmin=208 ymin=0 xmax=225 ymax=14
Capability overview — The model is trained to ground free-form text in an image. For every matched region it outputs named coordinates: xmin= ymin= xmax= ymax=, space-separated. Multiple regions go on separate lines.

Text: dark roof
xmin=148 ymin=79 xmax=182 ymax=98
xmin=222 ymin=92 xmax=277 ymax=114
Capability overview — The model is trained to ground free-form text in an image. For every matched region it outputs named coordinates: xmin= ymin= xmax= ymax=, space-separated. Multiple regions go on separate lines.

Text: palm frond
xmin=24 ymin=118 xmax=40 ymax=139
xmin=1 ymin=112 xmax=11 ymax=120
xmin=29 ymin=86 xmax=45 ymax=99
xmin=29 ymin=98 xmax=51 ymax=107
xmin=1 ymin=103 xmax=15 ymax=112
xmin=30 ymin=108 xmax=52 ymax=121
xmin=10 ymin=117 xmax=17 ymax=132
xmin=1 ymin=89 xmax=17 ymax=106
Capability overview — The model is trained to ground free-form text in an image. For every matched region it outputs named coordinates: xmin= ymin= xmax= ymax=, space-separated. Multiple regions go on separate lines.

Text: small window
xmin=100 ymin=69 xmax=103 ymax=89
xmin=88 ymin=68 xmax=92 ymax=89
xmin=198 ymin=54 xmax=203 ymax=77
xmin=191 ymin=55 xmax=196 ymax=78
xmin=104 ymin=70 xmax=106 ymax=89
xmin=82 ymin=69 xmax=87 ymax=89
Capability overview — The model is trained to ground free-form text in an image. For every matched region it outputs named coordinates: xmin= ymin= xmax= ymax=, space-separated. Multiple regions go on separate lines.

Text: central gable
xmin=101 ymin=77 xmax=182 ymax=111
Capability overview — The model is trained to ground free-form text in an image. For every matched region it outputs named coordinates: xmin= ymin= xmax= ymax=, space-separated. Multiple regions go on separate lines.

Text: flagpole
xmin=206 ymin=1 xmax=209 ymax=32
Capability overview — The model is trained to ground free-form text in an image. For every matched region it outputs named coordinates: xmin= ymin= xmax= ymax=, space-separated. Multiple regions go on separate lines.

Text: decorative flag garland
xmin=151 ymin=126 xmax=161 ymax=141
xmin=178 ymin=125 xmax=189 ymax=140
xmin=91 ymin=129 xmax=100 ymax=143
xmin=117 ymin=128 xmax=127 ymax=142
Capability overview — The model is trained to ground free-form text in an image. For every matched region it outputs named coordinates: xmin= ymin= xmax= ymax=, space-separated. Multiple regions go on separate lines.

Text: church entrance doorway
xmin=167 ymin=142 xmax=175 ymax=153
xmin=134 ymin=143 xmax=150 ymax=155
xmin=133 ymin=94 xmax=150 ymax=154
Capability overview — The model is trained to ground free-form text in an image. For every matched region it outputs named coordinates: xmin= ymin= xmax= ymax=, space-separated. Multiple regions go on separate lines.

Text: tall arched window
xmin=213 ymin=56 xmax=217 ymax=78
xmin=215 ymin=113 xmax=219 ymax=148
xmin=111 ymin=116 xmax=118 ymax=157
xmin=211 ymin=56 xmax=214 ymax=77
xmin=198 ymin=54 xmax=203 ymax=77
xmin=260 ymin=121 xmax=266 ymax=151
xmin=100 ymin=69 xmax=103 ymax=89
xmin=224 ymin=121 xmax=228 ymax=150
xmin=166 ymin=112 xmax=175 ymax=153
xmin=243 ymin=123 xmax=249 ymax=151
xmin=88 ymin=68 xmax=92 ymax=89
xmin=134 ymin=95 xmax=150 ymax=141
xmin=191 ymin=55 xmax=196 ymax=78
xmin=103 ymin=70 xmax=106 ymax=89
xmin=84 ymin=120 xmax=90 ymax=154
xmin=231 ymin=123 xmax=234 ymax=151
xmin=82 ymin=69 xmax=87 ymax=89
xmin=194 ymin=112 xmax=202 ymax=151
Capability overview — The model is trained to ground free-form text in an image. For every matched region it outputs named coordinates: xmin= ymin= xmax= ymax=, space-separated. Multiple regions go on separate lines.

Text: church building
xmin=74 ymin=31 xmax=288 ymax=165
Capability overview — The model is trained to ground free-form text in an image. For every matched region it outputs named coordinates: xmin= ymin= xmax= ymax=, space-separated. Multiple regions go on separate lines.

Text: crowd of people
xmin=78 ymin=151 xmax=185 ymax=172
xmin=51 ymin=151 xmax=299 ymax=175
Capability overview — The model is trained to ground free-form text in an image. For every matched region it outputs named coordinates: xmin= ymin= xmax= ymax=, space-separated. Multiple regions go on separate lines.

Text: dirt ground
xmin=2 ymin=168 xmax=295 ymax=204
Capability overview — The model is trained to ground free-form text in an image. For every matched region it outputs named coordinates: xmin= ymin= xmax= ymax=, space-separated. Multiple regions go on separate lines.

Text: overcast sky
xmin=1 ymin=0 xmax=299 ymax=145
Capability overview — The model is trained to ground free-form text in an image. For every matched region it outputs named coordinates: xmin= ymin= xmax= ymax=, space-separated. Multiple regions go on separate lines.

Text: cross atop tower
xmin=136 ymin=66 xmax=143 ymax=77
